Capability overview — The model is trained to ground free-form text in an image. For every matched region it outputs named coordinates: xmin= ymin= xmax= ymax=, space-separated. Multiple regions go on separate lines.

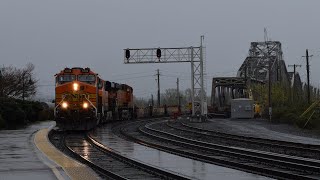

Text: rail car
xmin=54 ymin=67 xmax=134 ymax=130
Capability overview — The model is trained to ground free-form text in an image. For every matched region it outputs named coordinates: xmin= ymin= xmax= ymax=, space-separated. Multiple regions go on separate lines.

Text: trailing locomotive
xmin=54 ymin=67 xmax=133 ymax=130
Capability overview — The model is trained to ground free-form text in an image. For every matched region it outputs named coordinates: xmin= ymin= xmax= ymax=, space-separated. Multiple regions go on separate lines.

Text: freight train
xmin=54 ymin=67 xmax=134 ymax=130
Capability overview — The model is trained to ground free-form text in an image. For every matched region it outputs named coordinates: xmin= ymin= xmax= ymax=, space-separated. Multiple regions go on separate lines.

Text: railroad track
xmin=166 ymin=120 xmax=320 ymax=159
xmin=119 ymin=120 xmax=320 ymax=180
xmin=50 ymin=129 xmax=191 ymax=180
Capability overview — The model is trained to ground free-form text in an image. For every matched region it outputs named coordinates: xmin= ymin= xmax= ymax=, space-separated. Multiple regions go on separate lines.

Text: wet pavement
xmin=189 ymin=118 xmax=320 ymax=145
xmin=91 ymin=123 xmax=271 ymax=180
xmin=0 ymin=121 xmax=60 ymax=180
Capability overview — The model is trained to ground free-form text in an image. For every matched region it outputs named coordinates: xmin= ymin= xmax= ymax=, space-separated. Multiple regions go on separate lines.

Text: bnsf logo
xmin=56 ymin=93 xmax=96 ymax=100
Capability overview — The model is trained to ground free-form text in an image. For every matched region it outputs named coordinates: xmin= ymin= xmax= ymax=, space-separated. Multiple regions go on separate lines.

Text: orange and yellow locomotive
xmin=54 ymin=67 xmax=133 ymax=130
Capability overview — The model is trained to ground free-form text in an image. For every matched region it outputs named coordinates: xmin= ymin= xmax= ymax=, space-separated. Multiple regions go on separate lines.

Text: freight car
xmin=54 ymin=67 xmax=134 ymax=130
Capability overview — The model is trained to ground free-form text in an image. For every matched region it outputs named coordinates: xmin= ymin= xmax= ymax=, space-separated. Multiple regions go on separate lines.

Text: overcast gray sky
xmin=1 ymin=0 xmax=320 ymax=100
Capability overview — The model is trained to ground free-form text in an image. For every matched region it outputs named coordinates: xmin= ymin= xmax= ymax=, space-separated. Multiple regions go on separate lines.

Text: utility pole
xmin=265 ymin=28 xmax=272 ymax=121
xmin=303 ymin=49 xmax=313 ymax=104
xmin=306 ymin=49 xmax=310 ymax=104
xmin=151 ymin=94 xmax=154 ymax=107
xmin=177 ymin=78 xmax=181 ymax=113
xmin=288 ymin=64 xmax=301 ymax=76
xmin=268 ymin=55 xmax=272 ymax=121
xmin=156 ymin=69 xmax=160 ymax=107
xmin=288 ymin=64 xmax=302 ymax=102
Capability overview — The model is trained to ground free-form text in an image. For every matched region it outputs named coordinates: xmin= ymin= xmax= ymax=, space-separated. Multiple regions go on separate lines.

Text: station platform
xmin=0 ymin=121 xmax=58 ymax=180
xmin=0 ymin=121 xmax=99 ymax=180
xmin=34 ymin=126 xmax=99 ymax=180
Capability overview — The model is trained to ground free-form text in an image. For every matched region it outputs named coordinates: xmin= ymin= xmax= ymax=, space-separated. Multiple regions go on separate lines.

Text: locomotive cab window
xmin=78 ymin=74 xmax=96 ymax=84
xmin=57 ymin=75 xmax=76 ymax=84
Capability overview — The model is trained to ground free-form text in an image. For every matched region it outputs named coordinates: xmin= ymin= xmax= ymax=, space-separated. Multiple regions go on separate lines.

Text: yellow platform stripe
xmin=34 ymin=129 xmax=98 ymax=180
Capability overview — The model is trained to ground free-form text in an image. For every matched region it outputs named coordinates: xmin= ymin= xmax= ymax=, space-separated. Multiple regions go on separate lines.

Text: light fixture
xmin=73 ymin=83 xmax=79 ymax=91
xmin=83 ymin=102 xmax=89 ymax=109
xmin=62 ymin=102 xmax=68 ymax=109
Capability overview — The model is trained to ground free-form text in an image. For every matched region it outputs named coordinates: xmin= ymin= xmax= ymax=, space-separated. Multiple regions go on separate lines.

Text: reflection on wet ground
xmin=0 ymin=121 xmax=57 ymax=180
xmin=91 ymin=124 xmax=272 ymax=180
xmin=206 ymin=119 xmax=320 ymax=145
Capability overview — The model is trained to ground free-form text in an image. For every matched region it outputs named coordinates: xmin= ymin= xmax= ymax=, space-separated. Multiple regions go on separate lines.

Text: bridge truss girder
xmin=237 ymin=41 xmax=289 ymax=84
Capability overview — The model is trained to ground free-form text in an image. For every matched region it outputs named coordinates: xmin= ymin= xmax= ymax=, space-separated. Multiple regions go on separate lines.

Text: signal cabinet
xmin=231 ymin=98 xmax=254 ymax=119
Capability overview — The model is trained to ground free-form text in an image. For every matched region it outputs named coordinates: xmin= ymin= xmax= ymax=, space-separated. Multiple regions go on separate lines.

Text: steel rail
xmin=118 ymin=121 xmax=320 ymax=180
xmin=121 ymin=128 xmax=308 ymax=179
xmin=180 ymin=121 xmax=320 ymax=151
xmin=119 ymin=122 xmax=316 ymax=179
xmin=86 ymin=132 xmax=191 ymax=180
xmin=64 ymin=134 xmax=129 ymax=180
xmin=166 ymin=121 xmax=320 ymax=157
xmin=144 ymin=122 xmax=320 ymax=171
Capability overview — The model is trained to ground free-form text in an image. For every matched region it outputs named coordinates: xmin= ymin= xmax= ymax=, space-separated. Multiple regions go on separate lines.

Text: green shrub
xmin=0 ymin=98 xmax=49 ymax=129
xmin=267 ymin=105 xmax=309 ymax=126
xmin=37 ymin=109 xmax=54 ymax=121
xmin=17 ymin=101 xmax=44 ymax=122
xmin=2 ymin=105 xmax=26 ymax=129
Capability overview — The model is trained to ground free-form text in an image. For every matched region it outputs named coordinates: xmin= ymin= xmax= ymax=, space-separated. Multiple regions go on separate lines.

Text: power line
xmin=161 ymin=75 xmax=189 ymax=80
xmin=109 ymin=71 xmax=154 ymax=77
xmin=288 ymin=64 xmax=302 ymax=75
xmin=110 ymin=75 xmax=152 ymax=81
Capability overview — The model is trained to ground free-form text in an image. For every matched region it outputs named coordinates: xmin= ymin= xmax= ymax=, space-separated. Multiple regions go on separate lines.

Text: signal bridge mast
xmin=124 ymin=36 xmax=207 ymax=121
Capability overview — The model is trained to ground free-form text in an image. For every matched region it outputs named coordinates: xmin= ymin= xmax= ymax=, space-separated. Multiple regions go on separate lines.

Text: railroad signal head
xmin=125 ymin=49 xmax=130 ymax=60
xmin=156 ymin=48 xmax=161 ymax=58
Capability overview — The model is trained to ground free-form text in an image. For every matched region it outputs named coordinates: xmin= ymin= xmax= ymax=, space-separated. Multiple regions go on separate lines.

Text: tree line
xmin=0 ymin=63 xmax=52 ymax=130
xmin=0 ymin=63 xmax=37 ymax=99
xmin=251 ymin=82 xmax=320 ymax=128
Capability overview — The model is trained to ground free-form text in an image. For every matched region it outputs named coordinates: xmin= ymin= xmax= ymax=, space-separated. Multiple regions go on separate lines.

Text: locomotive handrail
xmin=54 ymin=95 xmax=66 ymax=116
xmin=84 ymin=94 xmax=97 ymax=117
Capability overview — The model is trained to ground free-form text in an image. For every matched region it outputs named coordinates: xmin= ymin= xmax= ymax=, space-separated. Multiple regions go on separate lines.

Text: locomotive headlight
xmin=62 ymin=102 xmax=68 ymax=109
xmin=83 ymin=102 xmax=89 ymax=109
xmin=73 ymin=83 xmax=79 ymax=91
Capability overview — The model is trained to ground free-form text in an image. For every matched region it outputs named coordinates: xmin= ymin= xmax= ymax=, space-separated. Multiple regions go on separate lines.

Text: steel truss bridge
xmin=211 ymin=41 xmax=299 ymax=109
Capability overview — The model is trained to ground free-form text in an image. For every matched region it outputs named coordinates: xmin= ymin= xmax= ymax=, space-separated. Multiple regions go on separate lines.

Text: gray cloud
xmin=0 ymin=0 xmax=319 ymax=100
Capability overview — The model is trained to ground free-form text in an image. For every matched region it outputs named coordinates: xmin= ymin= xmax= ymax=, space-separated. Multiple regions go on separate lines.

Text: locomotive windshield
xmin=57 ymin=75 xmax=76 ymax=84
xmin=78 ymin=74 xmax=96 ymax=84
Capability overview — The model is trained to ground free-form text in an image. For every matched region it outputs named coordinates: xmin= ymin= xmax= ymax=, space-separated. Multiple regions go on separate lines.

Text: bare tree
xmin=0 ymin=63 xmax=37 ymax=99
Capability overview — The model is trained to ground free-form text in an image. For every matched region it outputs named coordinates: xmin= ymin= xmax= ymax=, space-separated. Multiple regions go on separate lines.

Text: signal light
xmin=125 ymin=49 xmax=130 ymax=60
xmin=156 ymin=48 xmax=161 ymax=58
